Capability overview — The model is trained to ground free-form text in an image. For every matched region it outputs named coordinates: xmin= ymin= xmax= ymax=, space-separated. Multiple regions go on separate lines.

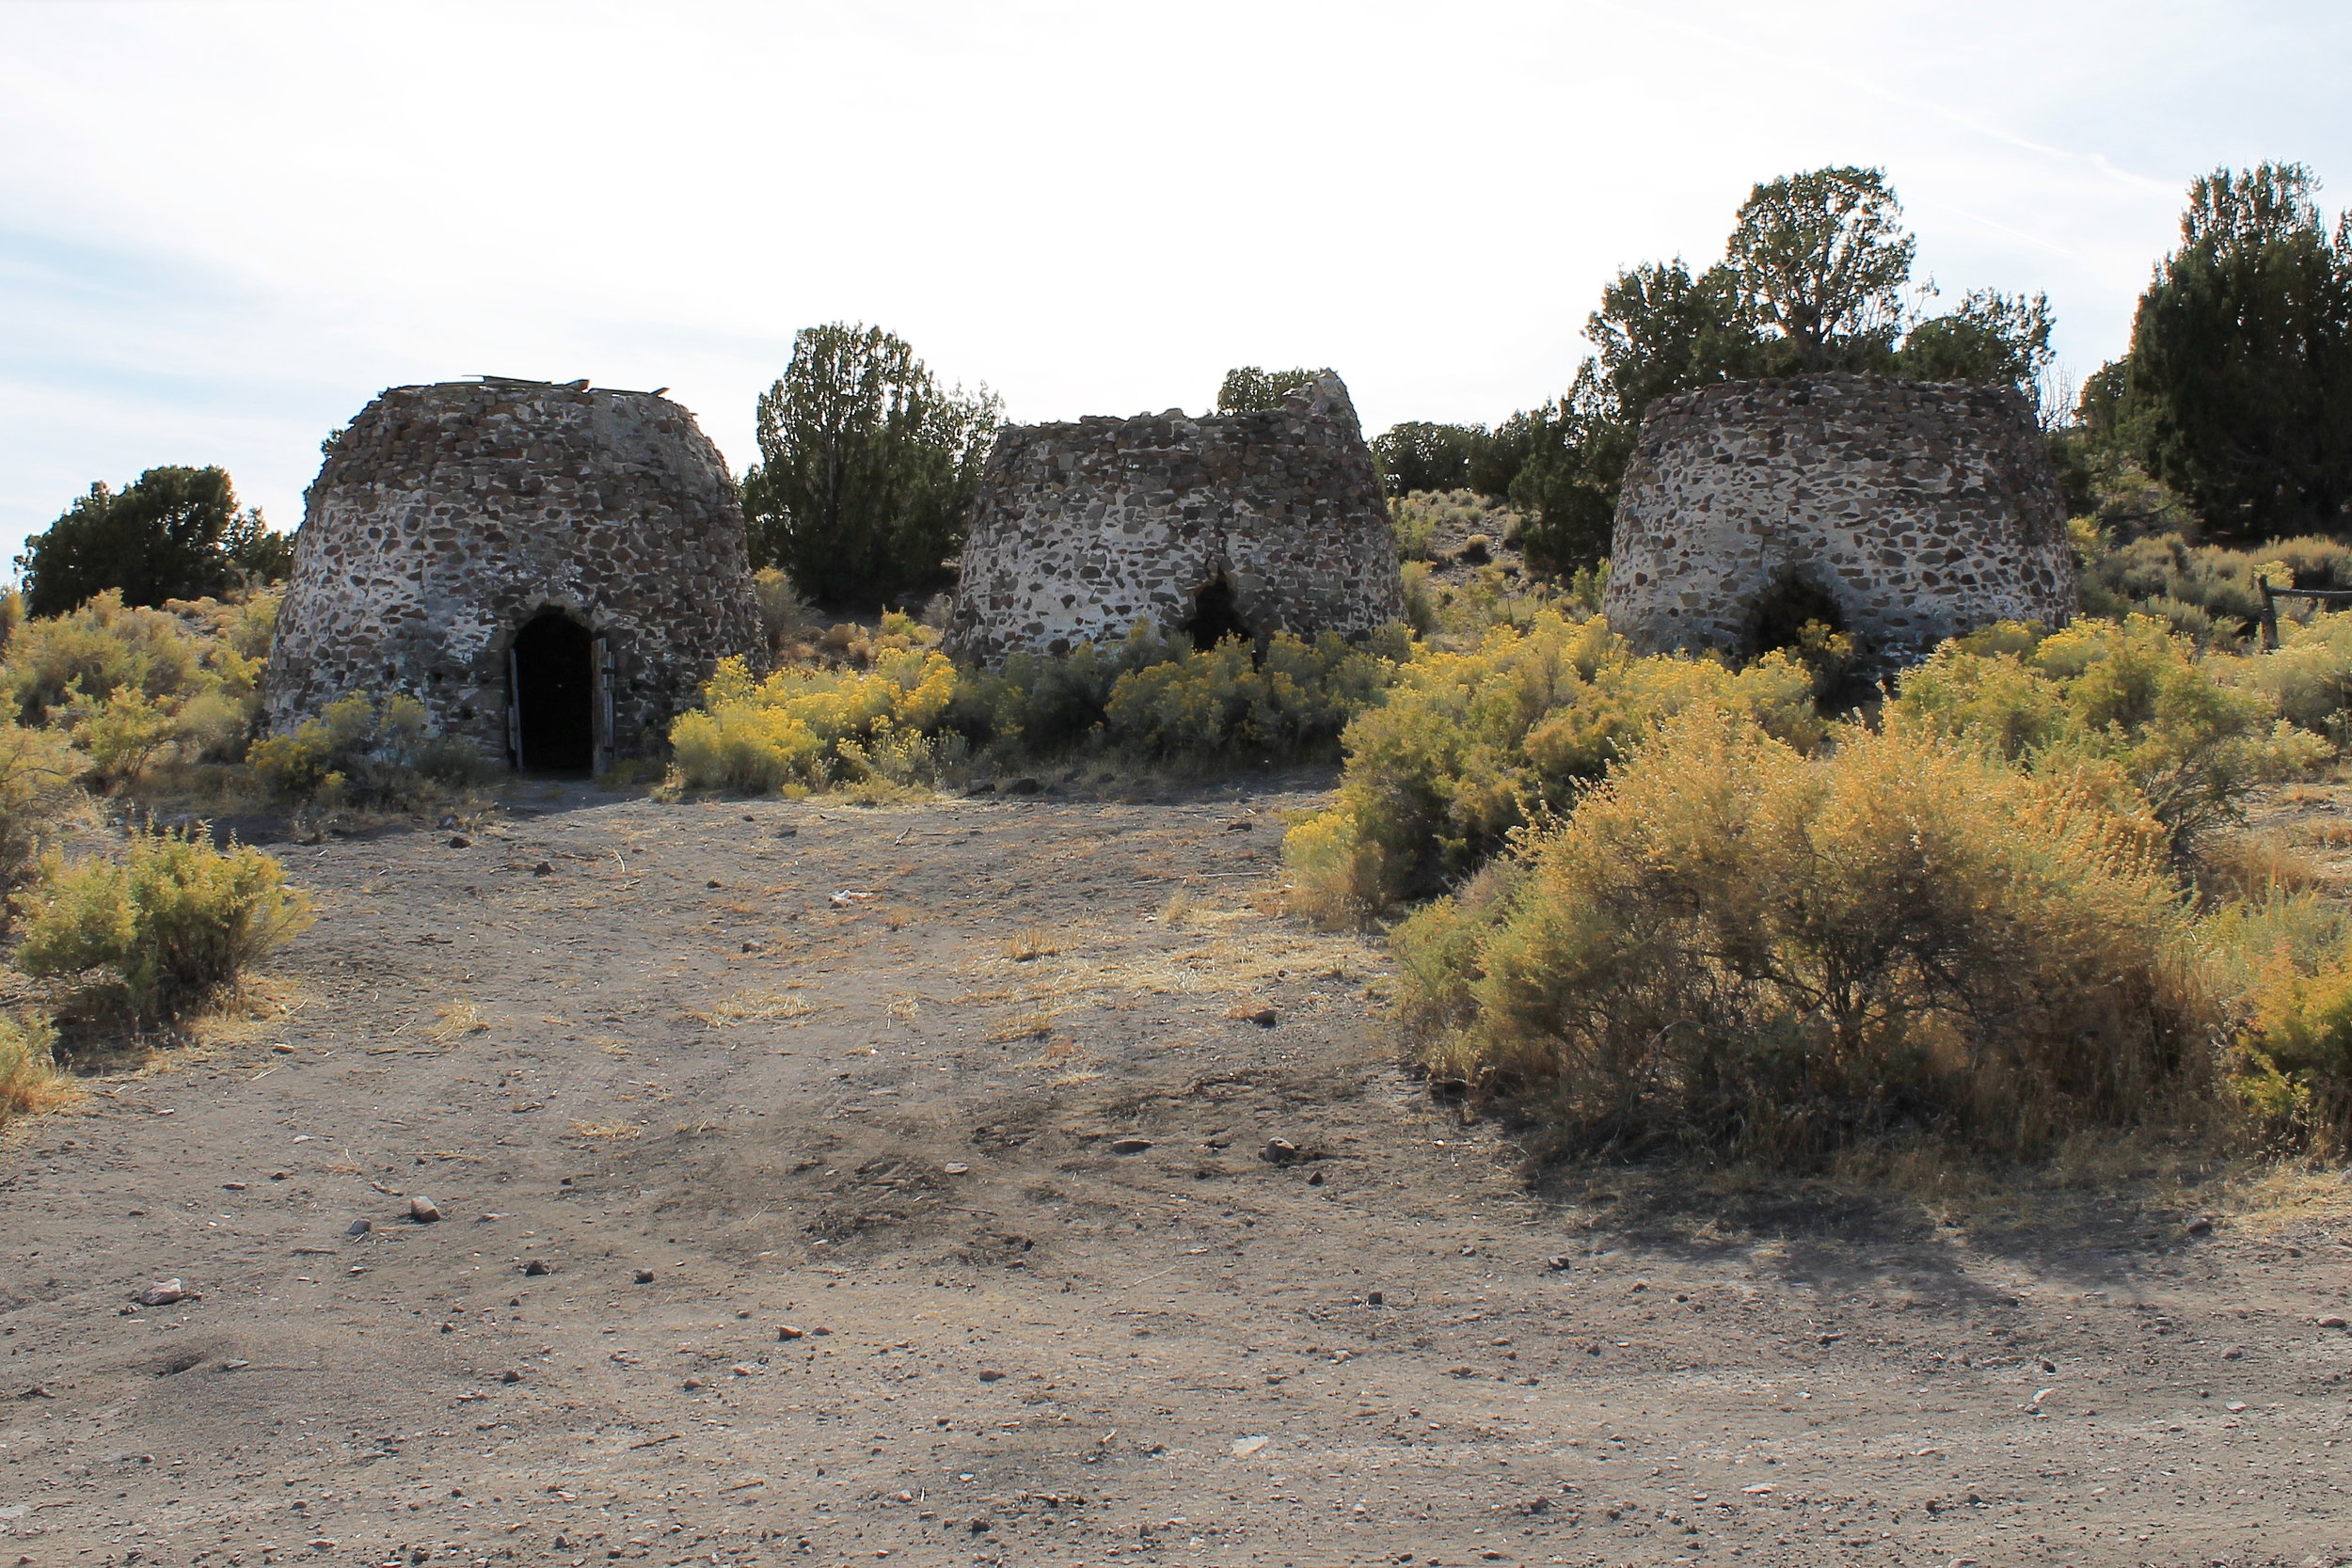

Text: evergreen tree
xmin=2116 ymin=163 xmax=2352 ymax=539
xmin=1372 ymin=421 xmax=1488 ymax=495
xmin=16 ymin=466 xmax=290 ymax=618
xmin=742 ymin=324 xmax=1001 ymax=607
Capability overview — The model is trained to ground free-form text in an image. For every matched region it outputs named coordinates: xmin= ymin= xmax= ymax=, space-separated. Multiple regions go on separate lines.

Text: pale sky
xmin=3 ymin=0 xmax=2347 ymax=560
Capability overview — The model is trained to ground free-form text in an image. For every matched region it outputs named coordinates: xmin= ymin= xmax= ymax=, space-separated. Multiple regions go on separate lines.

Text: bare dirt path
xmin=3 ymin=781 xmax=2349 ymax=1567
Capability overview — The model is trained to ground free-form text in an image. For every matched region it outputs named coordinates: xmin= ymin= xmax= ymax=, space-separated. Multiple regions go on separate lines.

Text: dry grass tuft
xmin=691 ymin=989 xmax=816 ymax=1026
xmin=986 ymin=1011 xmax=1056 ymax=1043
xmin=424 ymin=999 xmax=490 ymax=1044
xmin=1156 ymin=887 xmax=1199 ymax=927
xmin=569 ymin=1119 xmax=643 ymax=1141
xmin=1004 ymin=929 xmax=1060 ymax=962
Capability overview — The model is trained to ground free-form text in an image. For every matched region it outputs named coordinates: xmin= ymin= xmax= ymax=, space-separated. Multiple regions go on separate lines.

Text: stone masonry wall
xmin=1601 ymin=372 xmax=2076 ymax=663
xmin=263 ymin=378 xmax=764 ymax=762
xmin=946 ymin=373 xmax=1406 ymax=664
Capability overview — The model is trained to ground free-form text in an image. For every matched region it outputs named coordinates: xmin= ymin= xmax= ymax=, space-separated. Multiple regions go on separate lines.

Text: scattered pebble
xmin=2187 ymin=1217 xmax=2215 ymax=1236
xmin=135 ymin=1279 xmax=188 ymax=1307
xmin=634 ymin=1269 xmax=655 ymax=1284
xmin=943 ymin=1162 xmax=971 ymax=1176
xmin=776 ymin=1323 xmax=806 ymax=1340
xmin=1231 ymin=1435 xmax=1269 ymax=1457
xmin=1109 ymin=1137 xmax=1153 ymax=1154
xmin=345 ymin=1220 xmax=373 ymax=1238
xmin=407 ymin=1195 xmax=441 ymax=1224
xmin=499 ymin=1370 xmax=522 ymax=1384
xmin=522 ymin=1259 xmax=549 ymax=1276
xmin=532 ymin=862 xmax=554 ymax=877
xmin=1261 ymin=1138 xmax=1300 ymax=1165
xmin=448 ymin=835 xmax=471 ymax=849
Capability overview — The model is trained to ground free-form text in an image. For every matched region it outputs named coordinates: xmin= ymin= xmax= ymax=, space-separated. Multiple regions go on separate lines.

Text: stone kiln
xmin=263 ymin=377 xmax=763 ymax=770
xmin=946 ymin=373 xmax=1405 ymax=664
xmin=1601 ymin=372 xmax=2076 ymax=664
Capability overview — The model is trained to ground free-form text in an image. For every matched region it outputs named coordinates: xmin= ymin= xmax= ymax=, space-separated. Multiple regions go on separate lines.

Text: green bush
xmin=1283 ymin=611 xmax=1822 ymax=922
xmin=2074 ymin=524 xmax=2352 ymax=641
xmin=16 ymin=823 xmax=312 ymax=1020
xmin=246 ymin=692 xmax=487 ymax=805
xmin=1392 ymin=708 xmax=2216 ymax=1163
xmin=2 ymin=589 xmax=202 ymax=725
xmin=1102 ymin=631 xmax=1402 ymax=763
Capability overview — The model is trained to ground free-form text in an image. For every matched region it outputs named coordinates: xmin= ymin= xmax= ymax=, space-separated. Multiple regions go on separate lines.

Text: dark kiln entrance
xmin=510 ymin=613 xmax=596 ymax=773
xmin=1742 ymin=572 xmax=1848 ymax=659
xmin=1182 ymin=573 xmax=1254 ymax=651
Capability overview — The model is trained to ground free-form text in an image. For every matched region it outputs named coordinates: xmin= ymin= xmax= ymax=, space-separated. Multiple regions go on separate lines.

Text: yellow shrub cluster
xmin=1283 ymin=611 xmax=1821 ymax=922
xmin=15 ymin=821 xmax=312 ymax=1021
xmin=670 ymin=648 xmax=960 ymax=793
xmin=1393 ymin=708 xmax=2215 ymax=1163
xmin=1890 ymin=614 xmax=2324 ymax=847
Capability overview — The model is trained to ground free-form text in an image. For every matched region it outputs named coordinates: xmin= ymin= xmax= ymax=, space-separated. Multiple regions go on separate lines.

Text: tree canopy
xmin=1372 ymin=421 xmax=1486 ymax=495
xmin=741 ymin=324 xmax=1002 ymax=608
xmin=16 ymin=466 xmax=292 ymax=619
xmin=1491 ymin=166 xmax=2055 ymax=572
xmin=2104 ymin=162 xmax=2352 ymax=540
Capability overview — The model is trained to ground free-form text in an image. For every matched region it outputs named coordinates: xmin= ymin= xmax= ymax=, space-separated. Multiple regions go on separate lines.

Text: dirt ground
xmin=4 ymin=776 xmax=2351 ymax=1568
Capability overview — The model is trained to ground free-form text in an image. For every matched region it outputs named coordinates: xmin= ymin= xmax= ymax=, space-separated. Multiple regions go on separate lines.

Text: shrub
xmin=753 ymin=567 xmax=821 ymax=657
xmin=1890 ymin=615 xmax=2323 ymax=848
xmin=1102 ymin=631 xmax=1401 ymax=763
xmin=670 ymin=649 xmax=960 ymax=793
xmin=246 ymin=692 xmax=486 ymax=804
xmin=945 ymin=631 xmax=1169 ymax=757
xmin=2229 ymin=610 xmax=2352 ymax=736
xmin=2232 ymin=938 xmax=2352 ymax=1153
xmin=0 ymin=722 xmax=86 ymax=896
xmin=1 ymin=589 xmax=201 ymax=724
xmin=0 ymin=1011 xmax=65 ymax=1123
xmin=2074 ymin=525 xmax=2352 ymax=641
xmin=1283 ymin=611 xmax=1822 ymax=921
xmin=16 ymin=823 xmax=312 ymax=1019
xmin=1392 ymin=708 xmax=2217 ymax=1163
xmin=1388 ymin=490 xmax=1518 ymax=563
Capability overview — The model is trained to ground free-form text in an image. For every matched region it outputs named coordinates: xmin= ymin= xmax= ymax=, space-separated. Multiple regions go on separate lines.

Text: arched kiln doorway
xmin=509 ymin=612 xmax=598 ymax=773
xmin=1181 ymin=572 xmax=1254 ymax=651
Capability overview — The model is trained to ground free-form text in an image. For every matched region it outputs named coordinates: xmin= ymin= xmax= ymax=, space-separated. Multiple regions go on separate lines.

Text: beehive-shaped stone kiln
xmin=1601 ymin=372 xmax=2076 ymax=664
xmin=946 ymin=372 xmax=1406 ymax=664
xmin=263 ymin=377 xmax=763 ymax=771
